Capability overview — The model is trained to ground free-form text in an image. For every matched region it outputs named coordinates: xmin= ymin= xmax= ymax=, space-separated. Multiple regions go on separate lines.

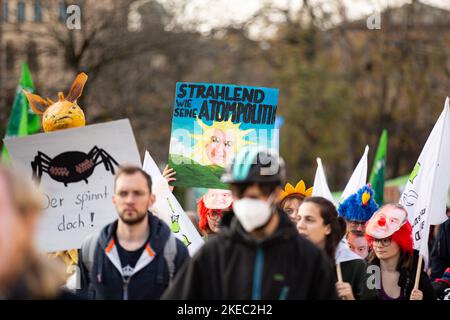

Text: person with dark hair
xmin=77 ymin=165 xmax=189 ymax=300
xmin=365 ymin=203 xmax=436 ymax=300
xmin=430 ymin=207 xmax=450 ymax=281
xmin=297 ymin=197 xmax=377 ymax=300
xmin=279 ymin=180 xmax=313 ymax=224
xmin=162 ymin=147 xmax=337 ymax=300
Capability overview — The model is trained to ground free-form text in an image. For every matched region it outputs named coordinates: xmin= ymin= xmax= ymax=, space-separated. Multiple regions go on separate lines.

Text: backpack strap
xmin=163 ymin=232 xmax=178 ymax=281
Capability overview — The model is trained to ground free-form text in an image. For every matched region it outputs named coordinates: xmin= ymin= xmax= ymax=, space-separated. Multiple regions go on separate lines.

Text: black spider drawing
xmin=31 ymin=146 xmax=119 ymax=186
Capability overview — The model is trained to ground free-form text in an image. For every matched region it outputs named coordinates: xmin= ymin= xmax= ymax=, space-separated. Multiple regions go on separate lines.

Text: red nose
xmin=378 ymin=216 xmax=386 ymax=226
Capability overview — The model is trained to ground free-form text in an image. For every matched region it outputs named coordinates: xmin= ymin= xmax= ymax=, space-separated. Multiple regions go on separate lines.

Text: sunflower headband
xmin=279 ymin=180 xmax=313 ymax=202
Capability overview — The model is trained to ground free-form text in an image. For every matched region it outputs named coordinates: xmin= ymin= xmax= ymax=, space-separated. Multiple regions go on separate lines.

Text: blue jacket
xmin=431 ymin=218 xmax=450 ymax=281
xmin=77 ymin=212 xmax=189 ymax=300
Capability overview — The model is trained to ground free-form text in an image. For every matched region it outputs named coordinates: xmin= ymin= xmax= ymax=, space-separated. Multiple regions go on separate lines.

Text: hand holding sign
xmin=162 ymin=165 xmax=176 ymax=192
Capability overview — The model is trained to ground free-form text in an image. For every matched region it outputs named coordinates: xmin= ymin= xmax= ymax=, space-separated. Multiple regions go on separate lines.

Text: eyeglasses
xmin=208 ymin=211 xmax=223 ymax=221
xmin=373 ymin=237 xmax=392 ymax=247
xmin=348 ymin=221 xmax=366 ymax=228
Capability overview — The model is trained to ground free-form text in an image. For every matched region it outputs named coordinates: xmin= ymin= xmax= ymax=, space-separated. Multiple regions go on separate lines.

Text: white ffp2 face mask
xmin=233 ymin=197 xmax=273 ymax=232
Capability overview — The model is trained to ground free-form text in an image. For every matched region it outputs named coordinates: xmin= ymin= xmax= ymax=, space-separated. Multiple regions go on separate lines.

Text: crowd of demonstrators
xmin=76 ymin=165 xmax=189 ymax=300
xmin=0 ymin=165 xmax=74 ymax=299
xmin=297 ymin=197 xmax=377 ymax=300
xmin=279 ymin=180 xmax=313 ymax=224
xmin=1 ymin=151 xmax=449 ymax=301
xmin=365 ymin=204 xmax=436 ymax=300
xmin=162 ymin=147 xmax=337 ymax=299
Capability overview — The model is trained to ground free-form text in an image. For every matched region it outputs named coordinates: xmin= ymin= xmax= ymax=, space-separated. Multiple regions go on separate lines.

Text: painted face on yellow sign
xmin=205 ymin=129 xmax=234 ymax=166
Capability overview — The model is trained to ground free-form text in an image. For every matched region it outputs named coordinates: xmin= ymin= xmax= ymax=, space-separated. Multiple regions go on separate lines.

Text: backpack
xmin=81 ymin=231 xmax=178 ymax=281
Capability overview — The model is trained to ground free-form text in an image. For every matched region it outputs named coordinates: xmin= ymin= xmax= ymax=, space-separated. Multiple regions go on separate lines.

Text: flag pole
xmin=336 ymin=263 xmax=343 ymax=282
xmin=336 ymin=263 xmax=348 ymax=300
xmin=413 ymin=255 xmax=423 ymax=290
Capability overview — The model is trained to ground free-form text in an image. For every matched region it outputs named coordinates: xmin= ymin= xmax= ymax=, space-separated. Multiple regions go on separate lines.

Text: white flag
xmin=340 ymin=145 xmax=369 ymax=202
xmin=143 ymin=151 xmax=204 ymax=256
xmin=312 ymin=158 xmax=335 ymax=205
xmin=400 ymin=98 xmax=450 ymax=267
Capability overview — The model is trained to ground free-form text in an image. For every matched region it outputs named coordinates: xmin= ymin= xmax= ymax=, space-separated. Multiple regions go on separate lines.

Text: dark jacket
xmin=430 ymin=218 xmax=450 ymax=281
xmin=77 ymin=212 xmax=189 ymax=300
xmin=365 ymin=250 xmax=436 ymax=300
xmin=340 ymin=259 xmax=378 ymax=300
xmin=162 ymin=209 xmax=338 ymax=300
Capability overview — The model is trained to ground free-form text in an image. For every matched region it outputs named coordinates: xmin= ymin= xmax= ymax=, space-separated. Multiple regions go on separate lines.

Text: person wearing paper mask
xmin=197 ymin=189 xmax=233 ymax=240
xmin=162 ymin=147 xmax=337 ymax=299
xmin=365 ymin=203 xmax=435 ymax=300
xmin=297 ymin=197 xmax=377 ymax=300
xmin=279 ymin=180 xmax=313 ymax=224
xmin=338 ymin=185 xmax=379 ymax=234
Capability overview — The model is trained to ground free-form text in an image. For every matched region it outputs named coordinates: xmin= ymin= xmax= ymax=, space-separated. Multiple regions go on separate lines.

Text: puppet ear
xmin=22 ymin=90 xmax=50 ymax=115
xmin=66 ymin=72 xmax=88 ymax=103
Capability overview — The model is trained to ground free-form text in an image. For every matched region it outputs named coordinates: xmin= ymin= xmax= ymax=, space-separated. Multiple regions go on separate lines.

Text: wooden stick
xmin=413 ymin=255 xmax=423 ymax=290
xmin=336 ymin=263 xmax=343 ymax=282
xmin=336 ymin=263 xmax=347 ymax=300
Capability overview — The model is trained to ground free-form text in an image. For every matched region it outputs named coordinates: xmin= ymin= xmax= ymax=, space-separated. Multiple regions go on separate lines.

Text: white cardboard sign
xmin=143 ymin=150 xmax=204 ymax=256
xmin=4 ymin=119 xmax=141 ymax=252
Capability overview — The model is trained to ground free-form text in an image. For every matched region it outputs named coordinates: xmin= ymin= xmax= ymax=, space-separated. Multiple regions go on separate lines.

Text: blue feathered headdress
xmin=338 ymin=184 xmax=379 ymax=222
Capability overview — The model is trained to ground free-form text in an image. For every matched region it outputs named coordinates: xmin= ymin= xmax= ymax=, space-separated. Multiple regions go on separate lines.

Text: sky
xmin=161 ymin=0 xmax=450 ymax=36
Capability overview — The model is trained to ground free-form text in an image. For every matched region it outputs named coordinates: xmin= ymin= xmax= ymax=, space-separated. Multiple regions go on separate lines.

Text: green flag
xmin=369 ymin=129 xmax=388 ymax=205
xmin=2 ymin=62 xmax=40 ymax=162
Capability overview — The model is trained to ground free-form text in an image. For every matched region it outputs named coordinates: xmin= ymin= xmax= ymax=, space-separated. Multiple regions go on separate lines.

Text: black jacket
xmin=430 ymin=218 xmax=450 ymax=281
xmin=162 ymin=209 xmax=338 ymax=300
xmin=340 ymin=259 xmax=378 ymax=300
xmin=398 ymin=262 xmax=436 ymax=300
xmin=364 ymin=250 xmax=436 ymax=300
xmin=77 ymin=212 xmax=189 ymax=300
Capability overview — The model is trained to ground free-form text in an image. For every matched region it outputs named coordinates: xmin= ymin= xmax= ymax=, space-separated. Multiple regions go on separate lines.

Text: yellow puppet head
xmin=23 ymin=73 xmax=88 ymax=133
